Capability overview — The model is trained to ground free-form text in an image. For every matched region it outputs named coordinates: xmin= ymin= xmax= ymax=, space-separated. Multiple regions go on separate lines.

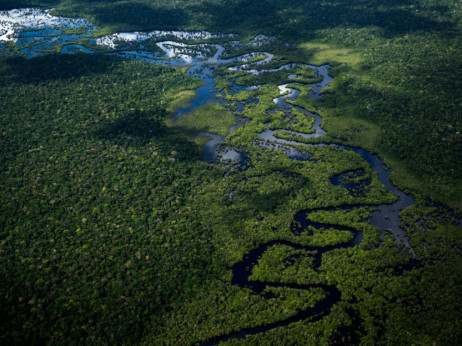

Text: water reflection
xmin=0 ymin=8 xmax=416 ymax=252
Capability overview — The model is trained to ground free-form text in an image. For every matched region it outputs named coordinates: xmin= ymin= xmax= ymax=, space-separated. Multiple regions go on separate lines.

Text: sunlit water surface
xmin=1 ymin=8 xmax=421 ymax=344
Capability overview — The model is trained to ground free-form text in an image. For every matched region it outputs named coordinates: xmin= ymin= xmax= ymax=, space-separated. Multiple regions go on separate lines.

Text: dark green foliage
xmin=0 ymin=54 xmax=115 ymax=85
xmin=90 ymin=2 xmax=188 ymax=29
xmin=95 ymin=110 xmax=166 ymax=144
xmin=0 ymin=0 xmax=461 ymax=345
xmin=3 ymin=0 xmax=462 ymax=204
xmin=317 ymin=31 xmax=462 ymax=205
xmin=0 ymin=0 xmax=59 ymax=10
xmin=38 ymin=0 xmax=461 ymax=39
xmin=0 ymin=54 xmax=212 ymax=344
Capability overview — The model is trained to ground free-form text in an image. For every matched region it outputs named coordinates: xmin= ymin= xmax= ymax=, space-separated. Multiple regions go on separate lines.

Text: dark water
xmin=202 ymin=205 xmax=365 ymax=345
xmin=0 ymin=9 xmax=421 ymax=343
xmin=330 ymin=169 xmax=371 ymax=197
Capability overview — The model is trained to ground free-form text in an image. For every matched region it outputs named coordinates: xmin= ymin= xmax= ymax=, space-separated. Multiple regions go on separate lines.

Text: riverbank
xmin=1 ymin=4 xmax=461 ymax=345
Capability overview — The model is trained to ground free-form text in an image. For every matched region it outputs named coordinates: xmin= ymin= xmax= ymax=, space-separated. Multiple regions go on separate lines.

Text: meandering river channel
xmin=0 ymin=8 xmax=418 ymax=343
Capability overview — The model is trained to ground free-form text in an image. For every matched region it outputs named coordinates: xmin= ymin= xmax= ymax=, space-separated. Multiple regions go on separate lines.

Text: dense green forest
xmin=2 ymin=0 xmax=460 ymax=209
xmin=0 ymin=0 xmax=461 ymax=344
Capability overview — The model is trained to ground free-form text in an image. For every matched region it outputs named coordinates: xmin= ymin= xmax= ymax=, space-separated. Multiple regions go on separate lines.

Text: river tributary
xmin=0 ymin=8 xmax=419 ymax=343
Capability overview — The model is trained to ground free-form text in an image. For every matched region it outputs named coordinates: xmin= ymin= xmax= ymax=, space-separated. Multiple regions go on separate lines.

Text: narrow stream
xmin=0 ymin=9 xmax=418 ymax=344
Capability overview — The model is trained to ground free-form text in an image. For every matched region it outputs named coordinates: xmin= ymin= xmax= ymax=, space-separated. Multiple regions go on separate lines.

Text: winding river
xmin=0 ymin=8 xmax=418 ymax=344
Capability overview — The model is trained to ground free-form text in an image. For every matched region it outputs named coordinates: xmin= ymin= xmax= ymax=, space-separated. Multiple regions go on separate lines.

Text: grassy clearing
xmin=280 ymin=39 xmax=462 ymax=212
xmin=174 ymin=102 xmax=237 ymax=137
xmin=298 ymin=42 xmax=361 ymax=66
xmin=322 ymin=116 xmax=381 ymax=150
xmin=1 ymin=1 xmax=461 ymax=345
xmin=384 ymin=156 xmax=462 ymax=215
xmin=166 ymin=90 xmax=197 ymax=116
xmin=320 ymin=114 xmax=462 ymax=214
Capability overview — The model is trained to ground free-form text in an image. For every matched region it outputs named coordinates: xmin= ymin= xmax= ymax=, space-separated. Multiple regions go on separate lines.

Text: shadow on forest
xmin=95 ymin=110 xmax=166 ymax=144
xmin=91 ymin=2 xmax=188 ymax=29
xmin=1 ymin=0 xmax=454 ymax=39
xmin=188 ymin=0 xmax=454 ymax=38
xmin=0 ymin=0 xmax=59 ymax=10
xmin=0 ymin=54 xmax=117 ymax=86
xmin=94 ymin=110 xmax=200 ymax=161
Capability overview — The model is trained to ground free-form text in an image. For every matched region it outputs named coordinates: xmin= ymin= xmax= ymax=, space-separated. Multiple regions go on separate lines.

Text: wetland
xmin=0 ymin=3 xmax=461 ymax=345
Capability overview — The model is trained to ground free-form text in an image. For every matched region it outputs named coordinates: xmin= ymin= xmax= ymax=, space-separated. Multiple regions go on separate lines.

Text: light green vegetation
xmin=322 ymin=116 xmax=381 ymax=150
xmin=141 ymin=144 xmax=400 ymax=344
xmin=166 ymin=89 xmax=198 ymax=116
xmin=283 ymin=35 xmax=462 ymax=212
xmin=0 ymin=40 xmax=20 ymax=54
xmin=214 ymin=76 xmax=232 ymax=91
xmin=288 ymin=75 xmax=323 ymax=84
xmin=62 ymin=27 xmax=87 ymax=35
xmin=0 ymin=48 xmax=460 ymax=345
xmin=298 ymin=42 xmax=361 ymax=66
xmin=303 ymin=227 xmax=354 ymax=247
xmin=285 ymin=85 xmax=318 ymax=113
xmin=250 ymin=53 xmax=267 ymax=62
xmin=225 ymin=84 xmax=282 ymax=146
xmin=269 ymin=107 xmax=315 ymax=134
xmin=192 ymin=134 xmax=214 ymax=154
xmin=238 ymin=84 xmax=280 ymax=119
xmin=174 ymin=102 xmax=237 ymax=137
xmin=293 ymin=65 xmax=316 ymax=78
xmin=1 ymin=0 xmax=461 ymax=344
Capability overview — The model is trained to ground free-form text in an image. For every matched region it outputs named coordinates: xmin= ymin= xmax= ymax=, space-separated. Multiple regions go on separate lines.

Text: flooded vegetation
xmin=0 ymin=3 xmax=461 ymax=345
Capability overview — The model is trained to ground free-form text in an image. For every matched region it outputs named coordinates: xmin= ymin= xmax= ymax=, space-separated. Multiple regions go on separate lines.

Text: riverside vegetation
xmin=0 ymin=0 xmax=461 ymax=345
